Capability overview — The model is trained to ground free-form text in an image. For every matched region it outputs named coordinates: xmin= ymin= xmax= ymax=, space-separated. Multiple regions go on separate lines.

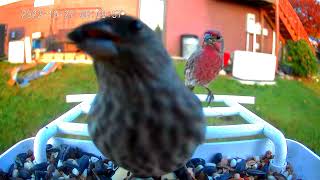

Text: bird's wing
xmin=184 ymin=48 xmax=203 ymax=88
xmin=184 ymin=48 xmax=202 ymax=75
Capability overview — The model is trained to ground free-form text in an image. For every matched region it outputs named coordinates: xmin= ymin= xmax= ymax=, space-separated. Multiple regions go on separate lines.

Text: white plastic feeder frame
xmin=34 ymin=94 xmax=287 ymax=173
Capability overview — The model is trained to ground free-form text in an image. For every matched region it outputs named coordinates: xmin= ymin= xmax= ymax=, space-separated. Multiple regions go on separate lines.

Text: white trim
xmin=34 ymin=0 xmax=54 ymax=7
xmin=0 ymin=0 xmax=21 ymax=6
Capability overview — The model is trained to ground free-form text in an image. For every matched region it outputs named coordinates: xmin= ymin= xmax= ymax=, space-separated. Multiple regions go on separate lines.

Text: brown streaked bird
xmin=68 ymin=16 xmax=205 ymax=178
xmin=185 ymin=30 xmax=224 ymax=105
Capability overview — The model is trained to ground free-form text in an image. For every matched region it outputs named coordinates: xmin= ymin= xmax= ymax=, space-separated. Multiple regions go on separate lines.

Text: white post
xmin=272 ymin=31 xmax=276 ymax=55
xmin=253 ymin=32 xmax=257 ymax=52
xmin=24 ymin=36 xmax=32 ymax=63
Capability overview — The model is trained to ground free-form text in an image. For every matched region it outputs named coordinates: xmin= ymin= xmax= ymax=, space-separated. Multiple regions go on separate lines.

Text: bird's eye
xmin=129 ymin=20 xmax=143 ymax=32
xmin=216 ymin=36 xmax=221 ymax=40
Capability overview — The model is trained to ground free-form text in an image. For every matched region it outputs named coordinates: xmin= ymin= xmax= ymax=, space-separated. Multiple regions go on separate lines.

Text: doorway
xmin=139 ymin=0 xmax=165 ymax=42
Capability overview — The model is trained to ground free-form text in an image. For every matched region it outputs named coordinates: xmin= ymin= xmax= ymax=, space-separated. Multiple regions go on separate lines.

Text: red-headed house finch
xmin=184 ymin=30 xmax=224 ymax=104
xmin=68 ymin=16 xmax=206 ymax=178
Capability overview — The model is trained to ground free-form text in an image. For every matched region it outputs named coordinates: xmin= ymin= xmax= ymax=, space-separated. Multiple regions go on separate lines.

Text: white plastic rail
xmin=34 ymin=94 xmax=287 ymax=173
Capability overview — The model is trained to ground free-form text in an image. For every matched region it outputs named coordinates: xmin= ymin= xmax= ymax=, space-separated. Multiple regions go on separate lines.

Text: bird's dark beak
xmin=68 ymin=21 xmax=120 ymax=58
xmin=68 ymin=21 xmax=120 ymax=43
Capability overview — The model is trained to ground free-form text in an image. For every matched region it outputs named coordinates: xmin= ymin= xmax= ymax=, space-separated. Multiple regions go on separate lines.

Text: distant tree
xmin=289 ymin=0 xmax=320 ymax=38
xmin=154 ymin=25 xmax=163 ymax=40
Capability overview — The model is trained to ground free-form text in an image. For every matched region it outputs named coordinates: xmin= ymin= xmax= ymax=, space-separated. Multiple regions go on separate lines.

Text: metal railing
xmin=33 ymin=94 xmax=288 ymax=173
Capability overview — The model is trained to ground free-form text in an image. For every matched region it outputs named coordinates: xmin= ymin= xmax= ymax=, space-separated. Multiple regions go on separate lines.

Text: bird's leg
xmin=203 ymin=86 xmax=214 ymax=105
xmin=187 ymin=85 xmax=195 ymax=91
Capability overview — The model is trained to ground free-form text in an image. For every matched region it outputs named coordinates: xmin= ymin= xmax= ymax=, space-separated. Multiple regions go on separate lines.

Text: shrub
xmin=282 ymin=40 xmax=318 ymax=77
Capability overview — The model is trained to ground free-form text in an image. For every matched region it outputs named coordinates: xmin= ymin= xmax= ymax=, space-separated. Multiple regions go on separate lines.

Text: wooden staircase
xmin=262 ymin=0 xmax=314 ymax=50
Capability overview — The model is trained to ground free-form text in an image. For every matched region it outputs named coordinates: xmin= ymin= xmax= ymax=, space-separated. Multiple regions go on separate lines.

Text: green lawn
xmin=0 ymin=61 xmax=319 ymax=155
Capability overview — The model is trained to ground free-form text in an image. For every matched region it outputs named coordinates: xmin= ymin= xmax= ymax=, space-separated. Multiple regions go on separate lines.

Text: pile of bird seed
xmin=179 ymin=150 xmax=297 ymax=180
xmin=0 ymin=144 xmax=297 ymax=180
xmin=0 ymin=144 xmax=118 ymax=179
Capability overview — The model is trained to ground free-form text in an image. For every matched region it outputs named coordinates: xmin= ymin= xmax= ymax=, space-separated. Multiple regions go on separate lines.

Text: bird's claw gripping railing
xmin=33 ymin=94 xmax=287 ymax=173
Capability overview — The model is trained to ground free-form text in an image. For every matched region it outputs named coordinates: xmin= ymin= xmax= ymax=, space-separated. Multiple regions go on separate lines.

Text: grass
xmin=0 ymin=62 xmax=97 ymax=152
xmin=0 ymin=60 xmax=320 ymax=155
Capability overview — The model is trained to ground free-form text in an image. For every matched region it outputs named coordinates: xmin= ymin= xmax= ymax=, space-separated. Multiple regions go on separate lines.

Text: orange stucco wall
xmin=0 ymin=0 xmax=274 ymax=57
xmin=165 ymin=0 xmax=274 ymax=56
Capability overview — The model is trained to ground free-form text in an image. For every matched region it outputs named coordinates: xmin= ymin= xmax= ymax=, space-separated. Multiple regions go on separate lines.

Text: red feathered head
xmin=203 ymin=30 xmax=224 ymax=54
xmin=204 ymin=30 xmax=222 ymax=38
xmin=203 ymin=30 xmax=223 ymax=44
